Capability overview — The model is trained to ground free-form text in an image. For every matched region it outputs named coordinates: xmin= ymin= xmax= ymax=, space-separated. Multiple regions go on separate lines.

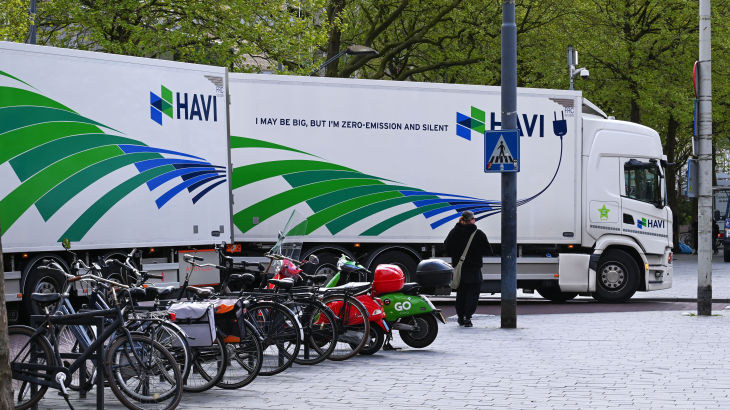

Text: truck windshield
xmin=624 ymin=159 xmax=661 ymax=204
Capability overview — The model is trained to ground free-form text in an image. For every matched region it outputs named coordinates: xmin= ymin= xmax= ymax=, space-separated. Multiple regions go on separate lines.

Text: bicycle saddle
xmin=228 ymin=273 xmax=255 ymax=286
xmin=326 ymin=282 xmax=371 ymax=294
xmin=31 ymin=293 xmax=61 ymax=305
xmin=268 ymin=278 xmax=294 ymax=290
xmin=186 ymin=286 xmax=214 ymax=298
xmin=129 ymin=288 xmax=146 ymax=299
xmin=145 ymin=285 xmax=176 ymax=298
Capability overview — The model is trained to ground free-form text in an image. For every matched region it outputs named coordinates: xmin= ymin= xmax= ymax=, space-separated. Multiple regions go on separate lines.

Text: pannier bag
xmin=213 ymin=299 xmax=246 ymax=343
xmin=169 ymin=302 xmax=216 ymax=347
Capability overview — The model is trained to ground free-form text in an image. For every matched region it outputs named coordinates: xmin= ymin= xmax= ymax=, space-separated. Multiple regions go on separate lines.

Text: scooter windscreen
xmin=268 ymin=210 xmax=307 ymax=274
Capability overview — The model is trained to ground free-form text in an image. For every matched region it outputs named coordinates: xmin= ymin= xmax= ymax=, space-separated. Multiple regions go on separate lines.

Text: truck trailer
xmin=0 ymin=42 xmax=673 ymax=321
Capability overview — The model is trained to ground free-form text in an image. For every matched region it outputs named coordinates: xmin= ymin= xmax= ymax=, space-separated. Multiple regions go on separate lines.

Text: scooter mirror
xmin=308 ymin=254 xmax=319 ymax=265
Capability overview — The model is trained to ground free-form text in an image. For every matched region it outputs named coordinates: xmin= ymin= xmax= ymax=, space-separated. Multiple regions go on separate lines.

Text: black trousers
xmin=455 ymin=281 xmax=481 ymax=319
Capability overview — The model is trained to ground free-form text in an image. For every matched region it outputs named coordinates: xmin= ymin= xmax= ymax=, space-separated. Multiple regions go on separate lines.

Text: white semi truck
xmin=0 ymin=42 xmax=673 ymax=321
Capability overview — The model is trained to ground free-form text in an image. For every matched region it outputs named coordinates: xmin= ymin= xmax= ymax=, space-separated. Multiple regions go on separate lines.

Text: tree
xmin=0 ymin=0 xmax=33 ymax=42
xmin=319 ymin=0 xmax=573 ymax=81
xmin=33 ymin=0 xmax=329 ymax=74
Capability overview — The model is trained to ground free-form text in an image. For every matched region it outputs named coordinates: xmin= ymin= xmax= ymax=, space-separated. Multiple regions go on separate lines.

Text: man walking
xmin=444 ymin=211 xmax=493 ymax=327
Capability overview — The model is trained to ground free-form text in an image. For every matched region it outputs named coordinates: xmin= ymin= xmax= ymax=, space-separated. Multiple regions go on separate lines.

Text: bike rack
xmin=30 ymin=315 xmax=105 ymax=410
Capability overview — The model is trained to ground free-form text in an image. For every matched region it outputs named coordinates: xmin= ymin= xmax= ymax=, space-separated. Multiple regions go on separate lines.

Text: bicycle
xmin=9 ymin=270 xmax=183 ymax=410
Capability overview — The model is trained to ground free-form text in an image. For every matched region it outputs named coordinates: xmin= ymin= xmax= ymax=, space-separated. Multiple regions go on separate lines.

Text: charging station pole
xmin=501 ymin=0 xmax=517 ymax=328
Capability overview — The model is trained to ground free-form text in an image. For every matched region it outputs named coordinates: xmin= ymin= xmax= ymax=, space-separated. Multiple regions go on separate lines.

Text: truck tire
xmin=592 ymin=249 xmax=640 ymax=303
xmin=724 ymin=248 xmax=730 ymax=262
xmin=536 ymin=288 xmax=578 ymax=302
xmin=371 ymin=251 xmax=418 ymax=282
xmin=23 ymin=262 xmax=65 ymax=316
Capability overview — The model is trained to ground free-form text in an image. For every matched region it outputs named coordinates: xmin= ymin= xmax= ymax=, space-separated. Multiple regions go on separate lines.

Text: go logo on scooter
xmin=394 ymin=301 xmax=411 ymax=311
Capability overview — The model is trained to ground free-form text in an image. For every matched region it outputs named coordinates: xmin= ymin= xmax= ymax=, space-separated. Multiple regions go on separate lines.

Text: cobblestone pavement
xmin=39 ymin=309 xmax=730 ymax=409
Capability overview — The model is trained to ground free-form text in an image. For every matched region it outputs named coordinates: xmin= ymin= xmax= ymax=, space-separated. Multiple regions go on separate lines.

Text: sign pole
xmin=697 ymin=0 xmax=712 ymax=315
xmin=501 ymin=0 xmax=517 ymax=328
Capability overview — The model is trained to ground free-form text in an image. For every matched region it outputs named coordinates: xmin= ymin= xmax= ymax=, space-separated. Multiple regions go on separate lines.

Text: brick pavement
xmin=39 ymin=309 xmax=730 ymax=409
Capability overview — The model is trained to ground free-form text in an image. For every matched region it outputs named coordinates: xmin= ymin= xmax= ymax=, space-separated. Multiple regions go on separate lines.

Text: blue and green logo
xmin=150 ymin=85 xmax=173 ymax=125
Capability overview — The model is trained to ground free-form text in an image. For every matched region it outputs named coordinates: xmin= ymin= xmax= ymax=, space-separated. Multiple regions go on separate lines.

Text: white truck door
xmin=619 ymin=157 xmax=670 ymax=255
xmin=586 ymin=156 xmax=621 ymax=240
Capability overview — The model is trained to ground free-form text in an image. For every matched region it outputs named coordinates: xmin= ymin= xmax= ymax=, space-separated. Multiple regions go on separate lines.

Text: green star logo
xmin=598 ymin=204 xmax=610 ymax=221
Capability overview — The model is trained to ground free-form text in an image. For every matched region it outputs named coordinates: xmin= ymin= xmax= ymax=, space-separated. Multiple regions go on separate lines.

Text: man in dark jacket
xmin=444 ymin=210 xmax=493 ymax=327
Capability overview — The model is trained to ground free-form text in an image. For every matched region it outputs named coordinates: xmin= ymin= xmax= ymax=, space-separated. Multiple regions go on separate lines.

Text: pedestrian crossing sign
xmin=484 ymin=129 xmax=520 ymax=173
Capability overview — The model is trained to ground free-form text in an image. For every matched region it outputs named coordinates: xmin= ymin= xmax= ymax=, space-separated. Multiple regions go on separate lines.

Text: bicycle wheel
xmin=322 ymin=295 xmax=370 ymax=361
xmin=247 ymin=301 xmax=301 ymax=376
xmin=148 ymin=321 xmax=192 ymax=385
xmin=183 ymin=336 xmax=228 ymax=393
xmin=105 ymin=334 xmax=182 ymax=410
xmin=216 ymin=320 xmax=264 ymax=389
xmin=9 ymin=326 xmax=53 ymax=410
xmin=57 ymin=324 xmax=97 ymax=391
xmin=288 ymin=301 xmax=338 ymax=365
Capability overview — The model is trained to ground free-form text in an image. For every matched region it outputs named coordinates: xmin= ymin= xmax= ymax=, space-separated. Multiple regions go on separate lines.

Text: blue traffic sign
xmin=484 ymin=129 xmax=520 ymax=173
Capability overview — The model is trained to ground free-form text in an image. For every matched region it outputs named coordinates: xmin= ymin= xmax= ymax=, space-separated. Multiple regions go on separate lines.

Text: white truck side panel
xmin=228 ymin=74 xmax=582 ymax=245
xmin=0 ymin=42 xmax=231 ymax=252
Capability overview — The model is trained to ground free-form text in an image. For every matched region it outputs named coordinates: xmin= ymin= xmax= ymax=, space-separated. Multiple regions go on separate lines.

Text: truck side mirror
xmin=715 ymin=210 xmax=721 ymax=221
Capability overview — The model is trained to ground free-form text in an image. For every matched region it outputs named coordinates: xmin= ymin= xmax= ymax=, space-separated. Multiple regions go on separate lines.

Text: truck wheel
xmin=24 ymin=267 xmax=64 ymax=316
xmin=536 ymin=288 xmax=578 ymax=302
xmin=372 ymin=251 xmax=418 ymax=282
xmin=312 ymin=252 xmax=340 ymax=284
xmin=592 ymin=250 xmax=639 ymax=303
xmin=724 ymin=248 xmax=730 ymax=262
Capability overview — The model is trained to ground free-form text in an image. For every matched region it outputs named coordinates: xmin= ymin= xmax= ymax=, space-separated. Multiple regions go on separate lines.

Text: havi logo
xmin=150 ymin=85 xmax=173 ymax=125
xmin=456 ymin=106 xmax=545 ymax=140
xmin=150 ymin=85 xmax=219 ymax=125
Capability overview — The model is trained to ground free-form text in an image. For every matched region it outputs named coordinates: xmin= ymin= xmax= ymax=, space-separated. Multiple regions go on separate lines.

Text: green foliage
xmin=0 ymin=0 xmax=33 ymax=42
xmin=33 ymin=0 xmax=329 ymax=74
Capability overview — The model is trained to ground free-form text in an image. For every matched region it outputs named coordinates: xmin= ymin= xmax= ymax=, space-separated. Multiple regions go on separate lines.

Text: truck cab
xmin=582 ymin=113 xmax=673 ymax=301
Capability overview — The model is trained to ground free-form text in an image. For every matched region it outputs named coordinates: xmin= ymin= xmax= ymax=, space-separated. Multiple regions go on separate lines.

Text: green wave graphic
xmin=0 ymin=74 xmax=167 ymax=240
xmin=230 ymin=136 xmax=438 ymax=236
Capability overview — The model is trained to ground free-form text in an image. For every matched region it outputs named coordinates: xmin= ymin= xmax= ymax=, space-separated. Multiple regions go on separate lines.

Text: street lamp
xmin=567 ymin=46 xmax=589 ymax=90
xmin=309 ymin=45 xmax=379 ymax=76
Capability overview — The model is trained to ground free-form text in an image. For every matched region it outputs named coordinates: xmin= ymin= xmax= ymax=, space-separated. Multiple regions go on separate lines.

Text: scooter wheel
xmin=398 ymin=314 xmax=438 ymax=348
xmin=359 ymin=324 xmax=384 ymax=355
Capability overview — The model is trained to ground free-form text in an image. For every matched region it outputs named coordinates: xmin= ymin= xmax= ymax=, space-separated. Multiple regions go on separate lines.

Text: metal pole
xmin=568 ymin=46 xmax=574 ymax=91
xmin=501 ymin=0 xmax=517 ymax=328
xmin=697 ymin=0 xmax=712 ymax=315
xmin=28 ymin=0 xmax=37 ymax=44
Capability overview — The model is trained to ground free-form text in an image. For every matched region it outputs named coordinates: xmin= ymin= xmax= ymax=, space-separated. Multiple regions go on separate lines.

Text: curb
xmin=430 ymin=296 xmax=730 ymax=303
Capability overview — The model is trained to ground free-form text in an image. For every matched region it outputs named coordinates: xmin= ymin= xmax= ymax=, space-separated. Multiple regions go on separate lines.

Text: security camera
xmin=580 ymin=69 xmax=589 ymax=79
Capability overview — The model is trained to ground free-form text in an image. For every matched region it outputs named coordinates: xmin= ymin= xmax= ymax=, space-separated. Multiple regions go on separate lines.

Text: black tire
xmin=217 ymin=320 xmax=264 ymax=389
xmin=183 ymin=336 xmax=228 ymax=392
xmin=359 ymin=324 xmax=385 ymax=355
xmin=247 ymin=301 xmax=301 ymax=376
xmin=398 ymin=314 xmax=439 ymax=348
xmin=149 ymin=322 xmax=192 ymax=385
xmin=536 ymin=288 xmax=578 ymax=302
xmin=105 ymin=334 xmax=183 ymax=410
xmin=322 ymin=295 xmax=370 ymax=361
xmin=371 ymin=251 xmax=418 ymax=282
xmin=9 ymin=326 xmax=53 ymax=410
xmin=311 ymin=252 xmax=340 ymax=285
xmin=592 ymin=249 xmax=640 ymax=303
xmin=23 ymin=261 xmax=65 ymax=316
xmin=291 ymin=301 xmax=338 ymax=365
xmin=724 ymin=248 xmax=730 ymax=262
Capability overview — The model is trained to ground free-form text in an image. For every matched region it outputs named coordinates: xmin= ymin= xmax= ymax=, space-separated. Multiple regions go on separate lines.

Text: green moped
xmin=324 ymin=255 xmax=446 ymax=353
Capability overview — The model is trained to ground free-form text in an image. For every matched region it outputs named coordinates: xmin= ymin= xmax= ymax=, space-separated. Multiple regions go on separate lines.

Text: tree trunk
xmin=665 ymin=115 xmax=679 ymax=246
xmin=0 ymin=220 xmax=12 ymax=409
xmin=325 ymin=0 xmax=346 ymax=77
